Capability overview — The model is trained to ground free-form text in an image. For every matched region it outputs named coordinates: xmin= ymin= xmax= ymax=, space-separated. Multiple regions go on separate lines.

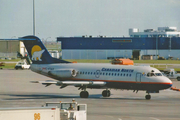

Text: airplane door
xmin=136 ymin=73 xmax=141 ymax=83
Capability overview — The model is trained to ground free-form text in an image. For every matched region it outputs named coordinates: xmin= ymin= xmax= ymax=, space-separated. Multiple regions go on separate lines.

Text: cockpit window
xmin=155 ymin=73 xmax=162 ymax=76
xmin=147 ymin=72 xmax=155 ymax=77
xmin=147 ymin=72 xmax=162 ymax=77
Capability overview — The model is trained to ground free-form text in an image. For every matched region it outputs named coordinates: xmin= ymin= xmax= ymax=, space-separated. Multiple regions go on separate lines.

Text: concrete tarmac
xmin=0 ymin=70 xmax=180 ymax=120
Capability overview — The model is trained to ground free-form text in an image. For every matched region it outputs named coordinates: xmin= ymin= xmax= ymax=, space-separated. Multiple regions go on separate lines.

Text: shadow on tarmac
xmin=0 ymin=93 xmax=144 ymax=100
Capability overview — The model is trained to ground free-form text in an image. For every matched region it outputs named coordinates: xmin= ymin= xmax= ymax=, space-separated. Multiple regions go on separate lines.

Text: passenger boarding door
xmin=136 ymin=73 xmax=141 ymax=83
xmin=76 ymin=104 xmax=87 ymax=120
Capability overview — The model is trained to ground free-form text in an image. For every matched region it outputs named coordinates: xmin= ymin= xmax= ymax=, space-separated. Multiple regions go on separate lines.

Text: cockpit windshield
xmin=155 ymin=73 xmax=162 ymax=76
xmin=147 ymin=72 xmax=162 ymax=77
xmin=147 ymin=73 xmax=155 ymax=77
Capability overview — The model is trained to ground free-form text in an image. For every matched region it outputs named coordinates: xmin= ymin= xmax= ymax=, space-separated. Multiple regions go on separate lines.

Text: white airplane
xmin=15 ymin=36 xmax=174 ymax=99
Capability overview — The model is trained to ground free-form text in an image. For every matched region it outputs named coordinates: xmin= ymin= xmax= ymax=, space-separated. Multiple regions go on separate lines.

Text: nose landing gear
xmin=145 ymin=93 xmax=151 ymax=100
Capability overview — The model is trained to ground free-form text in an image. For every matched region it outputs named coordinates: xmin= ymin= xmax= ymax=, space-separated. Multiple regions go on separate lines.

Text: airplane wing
xmin=31 ymin=80 xmax=106 ymax=89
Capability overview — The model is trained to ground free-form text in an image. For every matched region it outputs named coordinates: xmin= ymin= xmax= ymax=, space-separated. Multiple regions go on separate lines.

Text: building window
xmin=112 ymin=39 xmax=132 ymax=43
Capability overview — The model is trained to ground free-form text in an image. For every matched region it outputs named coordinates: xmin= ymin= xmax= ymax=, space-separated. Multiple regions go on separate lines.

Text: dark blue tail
xmin=21 ymin=35 xmax=70 ymax=64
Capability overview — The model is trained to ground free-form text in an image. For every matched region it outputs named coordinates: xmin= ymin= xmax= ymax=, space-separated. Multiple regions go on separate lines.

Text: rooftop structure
xmin=129 ymin=27 xmax=180 ymax=38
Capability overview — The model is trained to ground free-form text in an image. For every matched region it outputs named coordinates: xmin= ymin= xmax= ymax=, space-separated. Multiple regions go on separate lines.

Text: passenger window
xmin=126 ymin=74 xmax=128 ymax=76
xmin=106 ymin=73 xmax=108 ymax=75
xmin=115 ymin=73 xmax=116 ymax=76
xmin=124 ymin=74 xmax=125 ymax=76
xmin=129 ymin=74 xmax=131 ymax=77
xmin=112 ymin=73 xmax=113 ymax=76
xmin=117 ymin=73 xmax=119 ymax=76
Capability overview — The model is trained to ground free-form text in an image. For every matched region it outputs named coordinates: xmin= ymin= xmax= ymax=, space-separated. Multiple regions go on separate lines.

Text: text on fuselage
xmin=101 ymin=68 xmax=134 ymax=72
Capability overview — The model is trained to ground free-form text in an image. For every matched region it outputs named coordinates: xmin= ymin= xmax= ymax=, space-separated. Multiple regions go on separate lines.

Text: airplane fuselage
xmin=31 ymin=63 xmax=172 ymax=91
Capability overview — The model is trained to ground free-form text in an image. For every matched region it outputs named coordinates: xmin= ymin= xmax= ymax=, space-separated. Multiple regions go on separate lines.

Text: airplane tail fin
xmin=20 ymin=35 xmax=70 ymax=64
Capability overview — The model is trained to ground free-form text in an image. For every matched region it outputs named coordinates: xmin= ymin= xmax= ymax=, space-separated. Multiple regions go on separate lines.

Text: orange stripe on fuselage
xmin=70 ymin=78 xmax=172 ymax=85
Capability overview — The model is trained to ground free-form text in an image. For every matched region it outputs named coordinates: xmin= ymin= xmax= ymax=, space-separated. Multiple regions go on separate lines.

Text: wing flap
xmin=31 ymin=80 xmax=106 ymax=88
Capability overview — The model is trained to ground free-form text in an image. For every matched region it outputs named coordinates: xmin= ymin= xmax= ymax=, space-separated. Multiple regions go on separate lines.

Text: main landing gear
xmin=80 ymin=91 xmax=89 ymax=98
xmin=79 ymin=89 xmax=111 ymax=98
xmin=79 ymin=86 xmax=89 ymax=98
xmin=102 ymin=90 xmax=111 ymax=97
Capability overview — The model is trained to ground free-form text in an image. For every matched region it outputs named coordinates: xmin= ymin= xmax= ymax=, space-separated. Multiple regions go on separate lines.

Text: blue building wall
xmin=57 ymin=37 xmax=180 ymax=59
xmin=57 ymin=37 xmax=180 ymax=50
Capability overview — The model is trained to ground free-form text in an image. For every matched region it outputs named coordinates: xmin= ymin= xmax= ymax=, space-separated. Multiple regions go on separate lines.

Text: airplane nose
xmin=164 ymin=77 xmax=173 ymax=87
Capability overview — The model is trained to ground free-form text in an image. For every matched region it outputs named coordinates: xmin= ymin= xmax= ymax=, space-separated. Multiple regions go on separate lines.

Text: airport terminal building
xmin=57 ymin=27 xmax=180 ymax=60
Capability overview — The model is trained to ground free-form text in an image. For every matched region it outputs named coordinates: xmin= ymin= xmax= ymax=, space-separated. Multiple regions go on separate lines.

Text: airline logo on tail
xmin=31 ymin=45 xmax=45 ymax=61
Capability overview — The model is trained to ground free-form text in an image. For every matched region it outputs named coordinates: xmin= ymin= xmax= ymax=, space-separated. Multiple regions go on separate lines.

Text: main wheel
xmin=102 ymin=90 xmax=111 ymax=97
xmin=80 ymin=91 xmax=89 ymax=98
xmin=145 ymin=95 xmax=151 ymax=100
xmin=177 ymin=77 xmax=180 ymax=81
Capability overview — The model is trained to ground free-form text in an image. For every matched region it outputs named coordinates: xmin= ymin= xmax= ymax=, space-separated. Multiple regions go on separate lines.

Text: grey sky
xmin=0 ymin=0 xmax=180 ymax=41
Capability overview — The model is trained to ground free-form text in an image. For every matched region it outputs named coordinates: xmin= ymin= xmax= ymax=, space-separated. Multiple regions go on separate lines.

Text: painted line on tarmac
xmin=104 ymin=115 xmax=113 ymax=118
xmin=149 ymin=117 xmax=160 ymax=120
xmin=118 ymin=118 xmax=122 ymax=120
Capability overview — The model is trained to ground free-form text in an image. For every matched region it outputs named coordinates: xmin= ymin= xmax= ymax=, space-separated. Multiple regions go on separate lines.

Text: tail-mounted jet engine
xmin=48 ymin=69 xmax=77 ymax=78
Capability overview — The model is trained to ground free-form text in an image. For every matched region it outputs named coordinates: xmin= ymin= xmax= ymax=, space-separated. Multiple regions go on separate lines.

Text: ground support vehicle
xmin=14 ymin=59 xmax=30 ymax=70
xmin=0 ymin=100 xmax=87 ymax=120
xmin=163 ymin=68 xmax=180 ymax=81
xmin=44 ymin=100 xmax=87 ymax=120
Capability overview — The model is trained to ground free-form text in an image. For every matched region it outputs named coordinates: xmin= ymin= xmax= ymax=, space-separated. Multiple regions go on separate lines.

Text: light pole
xmin=33 ymin=0 xmax=35 ymax=36
xmin=156 ymin=34 xmax=159 ymax=60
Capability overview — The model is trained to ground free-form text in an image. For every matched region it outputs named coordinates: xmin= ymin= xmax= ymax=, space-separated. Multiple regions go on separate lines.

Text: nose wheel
xmin=102 ymin=90 xmax=111 ymax=97
xmin=145 ymin=94 xmax=151 ymax=100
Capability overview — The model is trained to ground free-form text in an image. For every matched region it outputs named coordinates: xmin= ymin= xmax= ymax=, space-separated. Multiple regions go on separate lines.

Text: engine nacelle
xmin=48 ymin=69 xmax=77 ymax=78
